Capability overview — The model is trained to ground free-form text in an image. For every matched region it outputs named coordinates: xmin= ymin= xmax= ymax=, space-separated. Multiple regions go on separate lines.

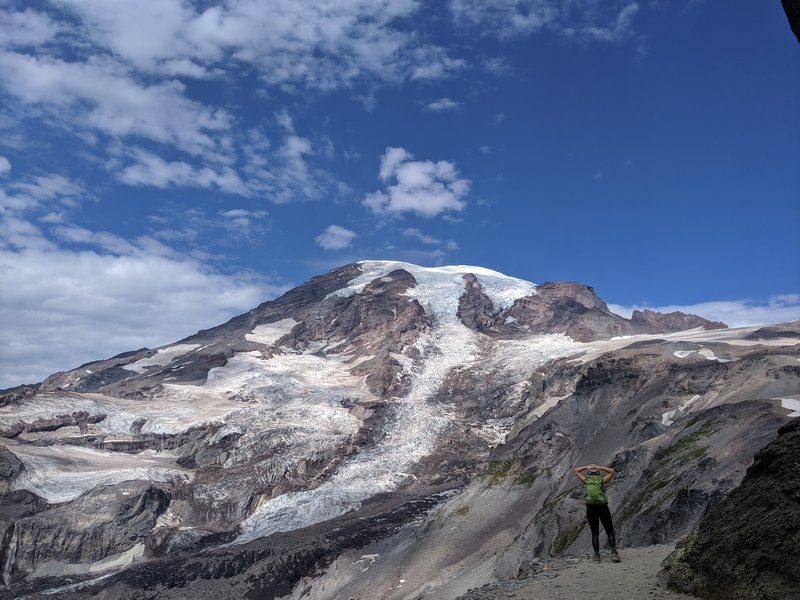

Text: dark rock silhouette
xmin=783 ymin=0 xmax=800 ymax=43
xmin=663 ymin=418 xmax=800 ymax=599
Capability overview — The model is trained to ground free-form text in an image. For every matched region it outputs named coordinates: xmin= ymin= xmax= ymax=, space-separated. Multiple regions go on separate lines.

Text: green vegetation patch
xmin=513 ymin=470 xmax=537 ymax=487
xmin=479 ymin=459 xmax=539 ymax=488
xmin=552 ymin=522 xmax=584 ymax=555
xmin=662 ymin=420 xmax=715 ymax=460
xmin=479 ymin=459 xmax=516 ymax=487
xmin=621 ymin=419 xmax=719 ymax=519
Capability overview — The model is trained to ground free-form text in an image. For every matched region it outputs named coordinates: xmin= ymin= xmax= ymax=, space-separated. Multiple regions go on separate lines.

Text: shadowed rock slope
xmin=662 ymin=418 xmax=800 ymax=600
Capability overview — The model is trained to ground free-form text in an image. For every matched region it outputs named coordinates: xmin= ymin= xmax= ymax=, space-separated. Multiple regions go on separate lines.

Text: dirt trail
xmin=456 ymin=544 xmax=697 ymax=600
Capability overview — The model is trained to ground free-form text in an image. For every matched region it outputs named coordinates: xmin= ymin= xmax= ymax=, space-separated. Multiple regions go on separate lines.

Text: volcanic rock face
xmin=0 ymin=260 xmax=797 ymax=599
xmin=662 ymin=418 xmax=800 ymax=599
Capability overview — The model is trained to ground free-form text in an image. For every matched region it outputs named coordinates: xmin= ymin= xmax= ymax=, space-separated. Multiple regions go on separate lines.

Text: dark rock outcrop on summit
xmin=662 ymin=418 xmax=800 ymax=600
xmin=630 ymin=309 xmax=726 ymax=334
xmin=503 ymin=282 xmax=725 ymax=341
xmin=453 ymin=277 xmax=725 ymax=342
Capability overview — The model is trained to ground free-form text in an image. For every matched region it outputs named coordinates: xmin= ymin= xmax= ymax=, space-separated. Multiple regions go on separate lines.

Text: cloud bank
xmin=0 ymin=216 xmax=285 ymax=389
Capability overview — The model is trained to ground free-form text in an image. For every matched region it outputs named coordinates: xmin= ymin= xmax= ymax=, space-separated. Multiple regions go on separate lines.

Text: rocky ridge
xmin=0 ymin=260 xmax=797 ymax=599
xmin=662 ymin=418 xmax=800 ymax=599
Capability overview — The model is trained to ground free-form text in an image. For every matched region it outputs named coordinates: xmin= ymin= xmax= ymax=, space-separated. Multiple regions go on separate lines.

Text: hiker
xmin=574 ymin=464 xmax=620 ymax=563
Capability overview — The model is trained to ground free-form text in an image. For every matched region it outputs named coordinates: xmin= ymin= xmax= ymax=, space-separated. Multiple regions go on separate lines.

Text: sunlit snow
xmin=245 ymin=318 xmax=299 ymax=346
xmin=329 ymin=261 xmax=537 ymax=317
xmin=780 ymin=398 xmax=800 ymax=417
xmin=662 ymin=394 xmax=702 ymax=426
xmin=8 ymin=444 xmax=190 ymax=503
xmin=124 ymin=344 xmax=200 ymax=373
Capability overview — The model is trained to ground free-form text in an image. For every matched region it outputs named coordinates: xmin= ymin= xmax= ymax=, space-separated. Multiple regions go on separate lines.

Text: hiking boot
xmin=610 ymin=549 xmax=621 ymax=563
xmin=593 ymin=553 xmax=601 ymax=563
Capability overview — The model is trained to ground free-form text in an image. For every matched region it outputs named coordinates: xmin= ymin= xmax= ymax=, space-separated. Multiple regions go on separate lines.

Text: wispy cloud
xmin=608 ymin=295 xmax=800 ymax=328
xmin=449 ymin=0 xmax=640 ymax=43
xmin=402 ymin=227 xmax=458 ymax=251
xmin=424 ymin=97 xmax=461 ymax=112
xmin=363 ymin=147 xmax=470 ymax=218
xmin=0 ymin=1 xmax=466 ymax=203
xmin=0 ymin=51 xmax=230 ymax=155
xmin=315 ymin=224 xmax=357 ymax=251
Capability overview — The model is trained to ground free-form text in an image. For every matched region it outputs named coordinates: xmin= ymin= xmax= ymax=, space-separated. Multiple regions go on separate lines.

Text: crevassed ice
xmin=233 ymin=325 xmax=581 ymax=544
xmin=10 ymin=445 xmax=190 ymax=503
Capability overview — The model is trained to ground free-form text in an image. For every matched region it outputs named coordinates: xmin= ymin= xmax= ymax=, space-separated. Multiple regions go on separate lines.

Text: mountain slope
xmin=0 ymin=261 xmax=797 ymax=599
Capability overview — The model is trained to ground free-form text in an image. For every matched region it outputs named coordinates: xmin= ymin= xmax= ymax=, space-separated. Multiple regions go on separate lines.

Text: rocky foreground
xmin=0 ymin=261 xmax=798 ymax=598
xmin=663 ymin=418 xmax=800 ymax=599
xmin=457 ymin=545 xmax=695 ymax=600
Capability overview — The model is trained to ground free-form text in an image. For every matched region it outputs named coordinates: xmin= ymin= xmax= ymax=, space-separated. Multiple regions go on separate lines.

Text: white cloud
xmin=0 ymin=51 xmax=230 ymax=155
xmin=482 ymin=56 xmax=512 ymax=75
xmin=608 ymin=295 xmax=800 ymax=328
xmin=449 ymin=0 xmax=640 ymax=42
xmin=38 ymin=0 xmax=451 ymax=90
xmin=0 ymin=155 xmax=10 ymax=175
xmin=424 ymin=98 xmax=461 ymax=112
xmin=575 ymin=3 xmax=640 ymax=43
xmin=410 ymin=46 xmax=467 ymax=80
xmin=218 ymin=208 xmax=270 ymax=237
xmin=364 ymin=147 xmax=470 ymax=218
xmin=118 ymin=149 xmax=248 ymax=195
xmin=0 ymin=8 xmax=61 ymax=47
xmin=0 ymin=214 xmax=286 ymax=389
xmin=402 ymin=227 xmax=458 ymax=251
xmin=0 ymin=2 xmax=469 ymax=203
xmin=315 ymin=225 xmax=357 ymax=251
xmin=0 ymin=173 xmax=86 ymax=213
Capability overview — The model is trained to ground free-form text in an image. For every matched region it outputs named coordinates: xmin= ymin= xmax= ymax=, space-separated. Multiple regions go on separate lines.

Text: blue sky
xmin=1 ymin=0 xmax=799 ymax=387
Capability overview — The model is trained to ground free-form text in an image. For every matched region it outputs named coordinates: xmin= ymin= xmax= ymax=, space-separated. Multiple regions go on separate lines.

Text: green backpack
xmin=584 ymin=474 xmax=608 ymax=505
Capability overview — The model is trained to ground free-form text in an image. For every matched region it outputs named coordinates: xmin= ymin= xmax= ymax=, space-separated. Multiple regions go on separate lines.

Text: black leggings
xmin=586 ymin=503 xmax=616 ymax=552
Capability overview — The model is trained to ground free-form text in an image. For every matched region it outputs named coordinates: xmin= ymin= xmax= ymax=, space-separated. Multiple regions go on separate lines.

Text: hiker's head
xmin=587 ymin=464 xmax=600 ymax=474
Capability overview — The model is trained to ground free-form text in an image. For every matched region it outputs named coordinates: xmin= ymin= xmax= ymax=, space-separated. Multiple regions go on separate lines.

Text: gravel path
xmin=456 ymin=545 xmax=698 ymax=600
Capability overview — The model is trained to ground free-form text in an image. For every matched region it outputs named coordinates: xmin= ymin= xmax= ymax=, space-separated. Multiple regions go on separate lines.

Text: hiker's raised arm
xmin=574 ymin=466 xmax=587 ymax=482
xmin=599 ymin=465 xmax=615 ymax=484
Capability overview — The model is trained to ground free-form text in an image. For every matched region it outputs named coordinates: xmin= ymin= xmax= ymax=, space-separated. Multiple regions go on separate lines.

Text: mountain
xmin=0 ymin=260 xmax=797 ymax=599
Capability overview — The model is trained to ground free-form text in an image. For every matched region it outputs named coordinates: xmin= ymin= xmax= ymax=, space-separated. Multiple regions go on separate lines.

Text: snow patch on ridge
xmin=246 ymin=318 xmax=299 ymax=346
xmin=8 ymin=444 xmax=190 ymax=503
xmin=124 ymin=344 xmax=200 ymax=373
xmin=662 ymin=394 xmax=702 ymax=426
xmin=780 ymin=398 xmax=800 ymax=417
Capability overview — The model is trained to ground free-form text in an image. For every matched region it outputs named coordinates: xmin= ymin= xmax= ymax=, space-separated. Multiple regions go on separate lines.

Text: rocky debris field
xmin=456 ymin=544 xmax=696 ymax=600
